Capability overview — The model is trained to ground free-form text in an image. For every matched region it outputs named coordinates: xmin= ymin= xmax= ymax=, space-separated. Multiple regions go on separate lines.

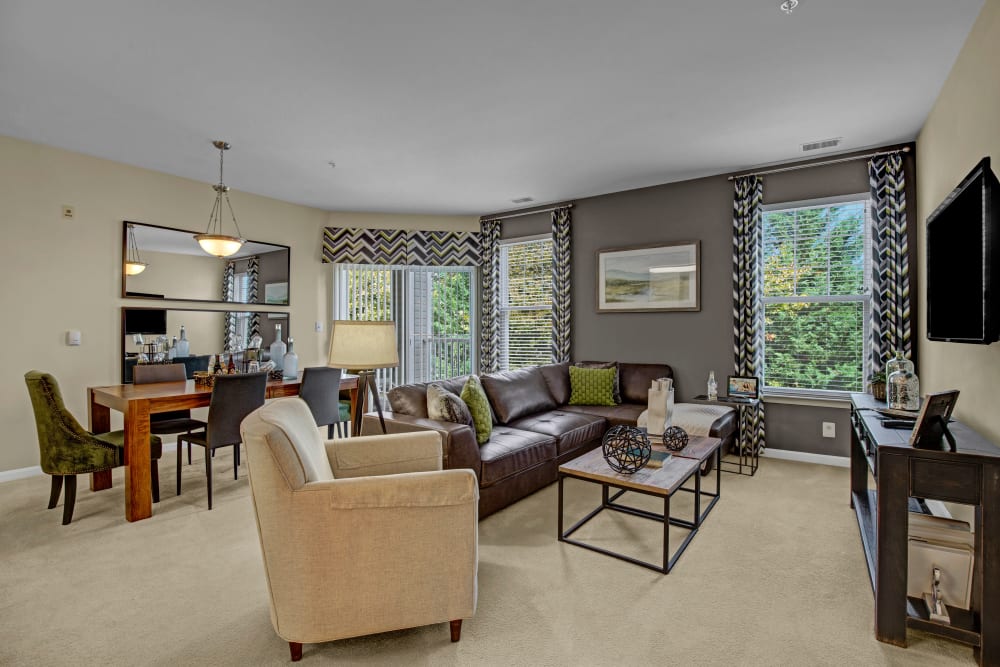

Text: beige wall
xmin=916 ymin=0 xmax=1000 ymax=444
xmin=0 ymin=135 xmax=476 ymax=472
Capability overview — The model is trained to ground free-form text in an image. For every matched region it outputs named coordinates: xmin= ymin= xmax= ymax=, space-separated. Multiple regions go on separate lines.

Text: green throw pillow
xmin=461 ymin=375 xmax=493 ymax=445
xmin=568 ymin=366 xmax=617 ymax=406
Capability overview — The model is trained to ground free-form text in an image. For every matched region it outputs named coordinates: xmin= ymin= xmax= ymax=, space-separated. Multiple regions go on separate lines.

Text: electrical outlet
xmin=314 ymin=321 xmax=323 ymax=333
xmin=822 ymin=422 xmax=836 ymax=438
xmin=62 ymin=205 xmax=75 ymax=219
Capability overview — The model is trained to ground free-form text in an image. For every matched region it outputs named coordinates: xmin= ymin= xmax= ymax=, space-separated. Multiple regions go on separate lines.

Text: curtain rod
xmin=727 ymin=146 xmax=911 ymax=181
xmin=480 ymin=203 xmax=573 ymax=222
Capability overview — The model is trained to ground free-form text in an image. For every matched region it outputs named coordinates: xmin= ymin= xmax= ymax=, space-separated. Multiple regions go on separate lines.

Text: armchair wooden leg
xmin=450 ymin=619 xmax=462 ymax=643
xmin=289 ymin=642 xmax=302 ymax=662
xmin=62 ymin=475 xmax=77 ymax=525
xmin=48 ymin=475 xmax=63 ymax=509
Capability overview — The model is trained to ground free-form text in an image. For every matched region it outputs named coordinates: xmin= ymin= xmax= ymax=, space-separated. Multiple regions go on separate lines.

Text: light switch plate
xmin=822 ymin=421 xmax=836 ymax=438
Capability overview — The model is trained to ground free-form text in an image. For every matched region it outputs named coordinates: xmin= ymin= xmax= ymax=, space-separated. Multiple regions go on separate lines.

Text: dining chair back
xmin=24 ymin=370 xmax=163 ymax=523
xmin=299 ymin=367 xmax=351 ymax=437
xmin=176 ymin=371 xmax=267 ymax=509
xmin=133 ymin=363 xmax=206 ymax=464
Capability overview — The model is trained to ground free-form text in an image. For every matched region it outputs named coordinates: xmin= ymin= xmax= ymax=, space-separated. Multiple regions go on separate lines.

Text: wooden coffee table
xmin=558 ymin=441 xmax=716 ymax=574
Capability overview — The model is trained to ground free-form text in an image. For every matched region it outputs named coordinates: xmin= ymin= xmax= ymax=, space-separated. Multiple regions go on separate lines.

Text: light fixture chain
xmin=223 ymin=192 xmax=244 ymax=239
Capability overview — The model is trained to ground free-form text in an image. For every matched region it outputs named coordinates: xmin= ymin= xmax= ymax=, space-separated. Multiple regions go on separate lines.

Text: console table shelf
xmin=849 ymin=392 xmax=1000 ymax=665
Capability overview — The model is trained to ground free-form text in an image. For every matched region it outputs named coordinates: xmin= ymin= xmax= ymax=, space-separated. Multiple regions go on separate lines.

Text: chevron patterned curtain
xmin=321 ymin=227 xmax=480 ymax=266
xmin=222 ymin=260 xmax=237 ymax=353
xmin=247 ymin=255 xmax=261 ymax=343
xmin=868 ymin=153 xmax=911 ymax=374
xmin=551 ymin=207 xmax=572 ymax=363
xmin=733 ymin=176 xmax=766 ymax=455
xmin=479 ymin=219 xmax=502 ymax=373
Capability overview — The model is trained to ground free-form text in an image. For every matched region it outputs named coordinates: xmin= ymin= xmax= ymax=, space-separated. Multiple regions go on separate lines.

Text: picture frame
xmin=264 ymin=281 xmax=289 ymax=305
xmin=596 ymin=241 xmax=700 ymax=312
xmin=727 ymin=376 xmax=759 ymax=399
xmin=909 ymin=390 xmax=960 ymax=451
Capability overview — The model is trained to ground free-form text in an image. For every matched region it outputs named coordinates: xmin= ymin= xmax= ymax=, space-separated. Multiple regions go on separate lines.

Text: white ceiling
xmin=0 ymin=1 xmax=984 ymax=216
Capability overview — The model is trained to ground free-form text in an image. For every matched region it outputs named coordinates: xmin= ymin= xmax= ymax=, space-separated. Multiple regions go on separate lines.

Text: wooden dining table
xmin=87 ymin=373 xmax=359 ymax=522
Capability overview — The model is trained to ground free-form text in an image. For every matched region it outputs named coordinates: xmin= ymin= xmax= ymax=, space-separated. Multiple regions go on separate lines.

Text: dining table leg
xmin=88 ymin=388 xmax=113 ymax=492
xmin=124 ymin=399 xmax=152 ymax=522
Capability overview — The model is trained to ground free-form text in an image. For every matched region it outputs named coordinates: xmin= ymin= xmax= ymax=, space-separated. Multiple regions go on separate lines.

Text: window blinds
xmin=500 ymin=238 xmax=553 ymax=370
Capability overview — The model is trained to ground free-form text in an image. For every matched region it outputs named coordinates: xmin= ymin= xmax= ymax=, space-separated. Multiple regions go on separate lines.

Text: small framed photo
xmin=727 ymin=376 xmax=759 ymax=399
xmin=596 ymin=241 xmax=700 ymax=312
xmin=910 ymin=390 xmax=960 ymax=451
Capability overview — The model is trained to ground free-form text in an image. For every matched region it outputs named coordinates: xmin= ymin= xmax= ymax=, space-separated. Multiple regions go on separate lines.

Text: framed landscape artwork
xmin=596 ymin=241 xmax=700 ymax=312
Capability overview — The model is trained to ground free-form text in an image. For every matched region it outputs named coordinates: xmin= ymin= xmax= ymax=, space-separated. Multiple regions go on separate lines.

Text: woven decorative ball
xmin=601 ymin=425 xmax=651 ymax=474
xmin=662 ymin=426 xmax=689 ymax=451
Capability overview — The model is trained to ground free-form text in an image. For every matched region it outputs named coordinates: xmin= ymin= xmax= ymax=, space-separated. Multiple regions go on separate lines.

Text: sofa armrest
xmin=362 ymin=411 xmax=482 ymax=475
xmin=299 ymin=468 xmax=479 ymax=509
xmin=325 ymin=431 xmax=443 ymax=478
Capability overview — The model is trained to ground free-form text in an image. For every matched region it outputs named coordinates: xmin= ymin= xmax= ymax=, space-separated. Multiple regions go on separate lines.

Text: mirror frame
xmin=120 ymin=220 xmax=292 ymax=305
xmin=120 ymin=306 xmax=291 ymax=383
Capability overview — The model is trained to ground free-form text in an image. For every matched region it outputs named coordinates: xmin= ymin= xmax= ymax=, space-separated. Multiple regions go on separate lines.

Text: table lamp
xmin=327 ymin=320 xmax=398 ymax=434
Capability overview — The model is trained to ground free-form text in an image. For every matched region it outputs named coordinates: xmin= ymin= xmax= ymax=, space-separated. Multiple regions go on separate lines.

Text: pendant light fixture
xmin=124 ymin=223 xmax=148 ymax=275
xmin=194 ymin=140 xmax=245 ymax=257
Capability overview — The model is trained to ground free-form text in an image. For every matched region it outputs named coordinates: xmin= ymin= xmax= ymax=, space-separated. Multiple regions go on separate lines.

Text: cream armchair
xmin=240 ymin=397 xmax=479 ymax=662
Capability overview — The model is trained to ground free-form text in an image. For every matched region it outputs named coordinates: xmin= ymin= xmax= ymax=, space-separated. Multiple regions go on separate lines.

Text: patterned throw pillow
xmin=577 ymin=361 xmax=621 ymax=403
xmin=426 ymin=383 xmax=473 ymax=427
xmin=460 ymin=375 xmax=493 ymax=445
xmin=568 ymin=366 xmax=617 ymax=406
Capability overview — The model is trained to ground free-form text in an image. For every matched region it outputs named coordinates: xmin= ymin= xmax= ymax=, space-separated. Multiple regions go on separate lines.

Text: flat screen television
xmin=123 ymin=308 xmax=167 ymax=335
xmin=925 ymin=156 xmax=1000 ymax=344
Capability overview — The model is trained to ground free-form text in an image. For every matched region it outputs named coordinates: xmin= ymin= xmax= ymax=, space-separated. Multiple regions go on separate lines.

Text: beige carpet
xmin=0 ymin=445 xmax=976 ymax=666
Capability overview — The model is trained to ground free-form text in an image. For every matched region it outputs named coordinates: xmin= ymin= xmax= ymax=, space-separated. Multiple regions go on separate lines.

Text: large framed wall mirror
xmin=121 ymin=307 xmax=290 ymax=383
xmin=122 ymin=221 xmax=291 ymax=305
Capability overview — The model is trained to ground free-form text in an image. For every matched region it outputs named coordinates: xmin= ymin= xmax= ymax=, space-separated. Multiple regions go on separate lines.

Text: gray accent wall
xmin=497 ymin=144 xmax=917 ymax=457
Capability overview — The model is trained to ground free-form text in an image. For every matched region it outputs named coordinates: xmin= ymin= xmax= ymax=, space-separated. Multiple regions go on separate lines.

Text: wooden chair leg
xmin=289 ymin=642 xmax=302 ymax=662
xmin=48 ymin=475 xmax=63 ymax=509
xmin=176 ymin=437 xmax=184 ymax=496
xmin=62 ymin=475 xmax=77 ymax=525
xmin=206 ymin=446 xmax=214 ymax=510
xmin=450 ymin=619 xmax=462 ymax=643
xmin=151 ymin=459 xmax=160 ymax=503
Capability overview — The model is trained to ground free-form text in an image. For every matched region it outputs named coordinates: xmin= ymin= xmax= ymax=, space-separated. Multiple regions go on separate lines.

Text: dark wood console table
xmin=849 ymin=392 xmax=1000 ymax=665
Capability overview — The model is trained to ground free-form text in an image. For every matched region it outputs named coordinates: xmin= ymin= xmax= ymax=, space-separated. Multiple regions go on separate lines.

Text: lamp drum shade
xmin=328 ymin=321 xmax=398 ymax=369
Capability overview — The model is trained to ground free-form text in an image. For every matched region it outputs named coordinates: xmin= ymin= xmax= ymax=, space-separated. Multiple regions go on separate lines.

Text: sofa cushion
xmin=538 ymin=362 xmax=571 ymax=405
xmin=427 ymin=383 xmax=473 ymax=427
xmin=568 ymin=366 xmax=617 ymax=406
xmin=619 ymin=363 xmax=673 ymax=405
xmin=559 ymin=403 xmax=647 ymax=427
xmin=577 ymin=361 xmax=621 ymax=403
xmin=507 ymin=410 xmax=607 ymax=456
xmin=388 ymin=376 xmax=468 ymax=417
xmin=460 ymin=375 xmax=493 ymax=445
xmin=478 ymin=426 xmax=556 ymax=486
xmin=671 ymin=403 xmax=737 ymax=439
xmin=480 ymin=367 xmax=557 ymax=424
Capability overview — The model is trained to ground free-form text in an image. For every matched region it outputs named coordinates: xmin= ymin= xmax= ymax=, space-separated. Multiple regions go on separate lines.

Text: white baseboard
xmin=0 ymin=442 xmax=180 ymax=485
xmin=760 ymin=448 xmax=850 ymax=468
xmin=0 ymin=466 xmax=43 ymax=483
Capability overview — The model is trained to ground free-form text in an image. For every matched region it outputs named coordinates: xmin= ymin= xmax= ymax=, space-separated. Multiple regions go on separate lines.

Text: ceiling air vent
xmin=801 ymin=137 xmax=842 ymax=152
xmin=511 ymin=197 xmax=534 ymax=204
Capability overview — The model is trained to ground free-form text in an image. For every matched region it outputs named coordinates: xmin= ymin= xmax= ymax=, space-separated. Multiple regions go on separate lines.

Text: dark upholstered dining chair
xmin=24 ymin=371 xmax=163 ymax=524
xmin=299 ymin=367 xmax=352 ymax=438
xmin=176 ymin=372 xmax=267 ymax=509
xmin=133 ymin=363 xmax=206 ymax=465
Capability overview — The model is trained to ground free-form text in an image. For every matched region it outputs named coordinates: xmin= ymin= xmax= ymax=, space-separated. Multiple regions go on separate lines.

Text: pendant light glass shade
xmin=195 ymin=140 xmax=244 ymax=258
xmin=125 ymin=223 xmax=148 ymax=275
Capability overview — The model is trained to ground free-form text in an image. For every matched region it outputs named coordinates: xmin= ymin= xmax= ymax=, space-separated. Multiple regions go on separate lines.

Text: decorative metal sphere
xmin=662 ymin=426 xmax=689 ymax=451
xmin=602 ymin=425 xmax=651 ymax=474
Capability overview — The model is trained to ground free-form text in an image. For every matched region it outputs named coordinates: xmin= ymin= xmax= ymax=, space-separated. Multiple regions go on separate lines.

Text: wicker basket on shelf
xmin=870 ymin=381 xmax=886 ymax=401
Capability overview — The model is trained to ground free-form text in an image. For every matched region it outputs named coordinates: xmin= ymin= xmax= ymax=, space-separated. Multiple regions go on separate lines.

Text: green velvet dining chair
xmin=24 ymin=371 xmax=163 ymax=525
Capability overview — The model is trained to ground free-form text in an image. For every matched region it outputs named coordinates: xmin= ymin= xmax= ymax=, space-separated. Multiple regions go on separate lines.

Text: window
xmin=761 ymin=195 xmax=871 ymax=395
xmin=231 ymin=271 xmax=251 ymax=349
xmin=332 ymin=264 xmax=476 ymax=392
xmin=500 ymin=236 xmax=553 ymax=370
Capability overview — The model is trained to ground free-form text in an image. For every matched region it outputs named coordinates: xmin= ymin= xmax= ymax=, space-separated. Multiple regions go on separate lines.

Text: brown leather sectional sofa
xmin=362 ymin=362 xmax=736 ymax=518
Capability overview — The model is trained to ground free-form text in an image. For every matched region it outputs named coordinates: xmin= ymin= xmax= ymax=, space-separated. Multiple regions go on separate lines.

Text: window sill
xmin=761 ymin=390 xmax=852 ymax=409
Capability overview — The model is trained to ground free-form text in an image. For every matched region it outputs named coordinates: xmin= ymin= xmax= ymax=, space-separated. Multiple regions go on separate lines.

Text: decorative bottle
xmin=282 ymin=337 xmax=299 ymax=379
xmin=227 ymin=353 xmax=237 ymax=374
xmin=167 ymin=336 xmax=178 ymax=360
xmin=707 ymin=371 xmax=718 ymax=400
xmin=886 ymin=352 xmax=919 ymax=410
xmin=213 ymin=354 xmax=223 ymax=375
xmin=270 ymin=324 xmax=287 ymax=371
xmin=175 ymin=325 xmax=190 ymax=357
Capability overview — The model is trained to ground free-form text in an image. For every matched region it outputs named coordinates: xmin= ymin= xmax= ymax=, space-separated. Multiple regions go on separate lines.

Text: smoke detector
xmin=801 ymin=137 xmax=842 ymax=152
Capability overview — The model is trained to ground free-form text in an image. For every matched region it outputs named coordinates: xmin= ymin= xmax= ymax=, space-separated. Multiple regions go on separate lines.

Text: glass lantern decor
xmin=886 ymin=352 xmax=919 ymax=410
